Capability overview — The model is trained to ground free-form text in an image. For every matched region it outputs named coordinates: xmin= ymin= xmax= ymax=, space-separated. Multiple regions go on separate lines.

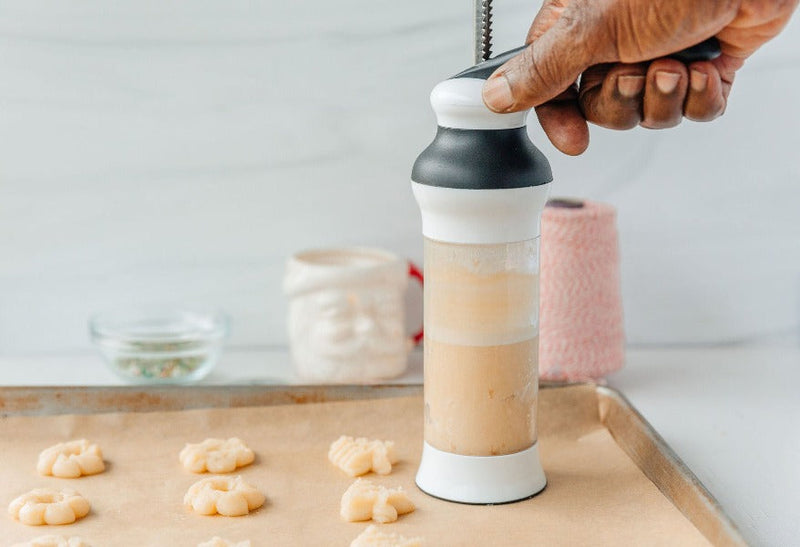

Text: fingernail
xmin=690 ymin=69 xmax=708 ymax=92
xmin=483 ymin=75 xmax=514 ymax=111
xmin=655 ymin=71 xmax=681 ymax=94
xmin=617 ymin=75 xmax=645 ymax=98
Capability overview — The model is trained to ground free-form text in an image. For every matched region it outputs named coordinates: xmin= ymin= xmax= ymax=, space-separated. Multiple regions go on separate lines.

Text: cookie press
xmin=412 ymin=1 xmax=721 ymax=504
xmin=412 ymin=0 xmax=550 ymax=504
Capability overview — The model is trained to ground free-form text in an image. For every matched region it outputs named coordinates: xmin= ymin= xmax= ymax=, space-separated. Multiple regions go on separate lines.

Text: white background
xmin=1 ymin=0 xmax=799 ymax=355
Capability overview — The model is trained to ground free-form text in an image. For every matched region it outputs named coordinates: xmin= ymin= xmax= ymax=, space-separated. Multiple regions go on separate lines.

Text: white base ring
xmin=415 ymin=441 xmax=546 ymax=504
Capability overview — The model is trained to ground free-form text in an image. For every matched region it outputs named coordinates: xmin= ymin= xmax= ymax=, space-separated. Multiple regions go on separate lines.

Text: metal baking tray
xmin=0 ymin=383 xmax=745 ymax=546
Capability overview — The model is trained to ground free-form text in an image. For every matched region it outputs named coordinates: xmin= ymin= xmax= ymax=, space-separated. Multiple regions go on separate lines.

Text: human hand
xmin=482 ymin=0 xmax=799 ymax=155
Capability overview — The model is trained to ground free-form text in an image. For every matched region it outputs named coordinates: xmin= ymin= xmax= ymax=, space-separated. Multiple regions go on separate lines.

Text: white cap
xmin=431 ymin=78 xmax=528 ymax=130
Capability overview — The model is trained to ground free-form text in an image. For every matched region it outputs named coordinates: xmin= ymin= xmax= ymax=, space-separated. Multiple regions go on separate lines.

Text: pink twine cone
xmin=539 ymin=199 xmax=625 ymax=381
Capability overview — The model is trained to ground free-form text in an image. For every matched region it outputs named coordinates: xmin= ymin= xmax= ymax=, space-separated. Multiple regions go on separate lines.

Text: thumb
xmin=483 ymin=10 xmax=603 ymax=113
xmin=527 ymin=0 xmax=570 ymax=43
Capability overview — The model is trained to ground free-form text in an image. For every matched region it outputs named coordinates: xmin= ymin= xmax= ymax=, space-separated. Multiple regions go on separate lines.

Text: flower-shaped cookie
xmin=340 ymin=479 xmax=415 ymax=524
xmin=184 ymin=476 xmax=265 ymax=517
xmin=329 ymin=436 xmax=398 ymax=477
xmin=8 ymin=488 xmax=91 ymax=526
xmin=197 ymin=538 xmax=251 ymax=547
xmin=179 ymin=438 xmax=255 ymax=474
xmin=37 ymin=440 xmax=105 ymax=478
xmin=10 ymin=536 xmax=90 ymax=547
xmin=351 ymin=525 xmax=423 ymax=547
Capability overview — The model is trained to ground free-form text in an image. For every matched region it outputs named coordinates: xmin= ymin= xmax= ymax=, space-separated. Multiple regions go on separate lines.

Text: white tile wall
xmin=1 ymin=0 xmax=799 ymax=354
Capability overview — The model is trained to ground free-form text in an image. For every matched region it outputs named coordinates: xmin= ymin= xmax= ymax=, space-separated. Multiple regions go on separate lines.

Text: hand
xmin=482 ymin=0 xmax=799 ymax=155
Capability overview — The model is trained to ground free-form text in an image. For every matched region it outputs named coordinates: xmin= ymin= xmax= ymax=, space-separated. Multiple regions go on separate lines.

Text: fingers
xmin=641 ymin=59 xmax=689 ymax=129
xmin=684 ymin=62 xmax=726 ymax=121
xmin=578 ymin=63 xmax=648 ymax=130
xmin=576 ymin=58 xmax=729 ymax=133
xmin=534 ymin=85 xmax=590 ymax=156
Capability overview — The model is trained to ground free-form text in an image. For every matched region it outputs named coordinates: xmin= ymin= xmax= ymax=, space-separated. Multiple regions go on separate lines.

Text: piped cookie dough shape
xmin=340 ymin=479 xmax=415 ymax=524
xmin=37 ymin=440 xmax=105 ymax=478
xmin=184 ymin=476 xmax=265 ymax=517
xmin=11 ymin=536 xmax=90 ymax=547
xmin=197 ymin=538 xmax=251 ymax=547
xmin=329 ymin=436 xmax=398 ymax=476
xmin=351 ymin=525 xmax=424 ymax=547
xmin=8 ymin=488 xmax=91 ymax=526
xmin=180 ymin=438 xmax=255 ymax=474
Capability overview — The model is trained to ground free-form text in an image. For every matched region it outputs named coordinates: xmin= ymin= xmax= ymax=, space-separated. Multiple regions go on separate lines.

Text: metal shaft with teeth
xmin=474 ymin=0 xmax=492 ymax=64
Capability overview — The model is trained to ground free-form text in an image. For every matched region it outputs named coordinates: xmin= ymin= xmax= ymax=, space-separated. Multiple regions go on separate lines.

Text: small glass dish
xmin=89 ymin=309 xmax=229 ymax=384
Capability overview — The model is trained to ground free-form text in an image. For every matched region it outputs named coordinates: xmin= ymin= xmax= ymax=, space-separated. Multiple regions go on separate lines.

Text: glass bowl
xmin=89 ymin=309 xmax=229 ymax=384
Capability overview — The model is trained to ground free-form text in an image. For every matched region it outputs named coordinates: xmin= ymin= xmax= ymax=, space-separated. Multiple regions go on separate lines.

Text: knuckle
xmin=514 ymin=45 xmax=560 ymax=106
xmin=526 ymin=47 xmax=555 ymax=89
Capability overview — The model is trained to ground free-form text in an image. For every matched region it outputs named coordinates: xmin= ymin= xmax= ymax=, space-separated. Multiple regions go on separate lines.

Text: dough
xmin=8 ymin=488 xmax=90 ymax=526
xmin=37 ymin=440 xmax=105 ymax=478
xmin=197 ymin=538 xmax=251 ymax=547
xmin=329 ymin=436 xmax=397 ymax=476
xmin=351 ymin=525 xmax=423 ymax=547
xmin=340 ymin=479 xmax=415 ymax=524
xmin=10 ymin=537 xmax=89 ymax=547
xmin=184 ymin=476 xmax=265 ymax=517
xmin=179 ymin=438 xmax=255 ymax=474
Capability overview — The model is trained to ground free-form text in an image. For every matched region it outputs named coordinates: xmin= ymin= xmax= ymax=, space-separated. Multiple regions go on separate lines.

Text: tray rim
xmin=595 ymin=385 xmax=746 ymax=547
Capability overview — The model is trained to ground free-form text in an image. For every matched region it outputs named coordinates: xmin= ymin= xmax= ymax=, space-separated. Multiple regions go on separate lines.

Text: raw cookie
xmin=340 ymin=478 xmax=415 ymax=524
xmin=197 ymin=538 xmax=251 ymax=547
xmin=351 ymin=525 xmax=423 ymax=547
xmin=180 ymin=438 xmax=255 ymax=474
xmin=37 ymin=440 xmax=105 ymax=478
xmin=8 ymin=488 xmax=91 ymax=526
xmin=184 ymin=476 xmax=265 ymax=517
xmin=10 ymin=536 xmax=90 ymax=547
xmin=329 ymin=436 xmax=398 ymax=476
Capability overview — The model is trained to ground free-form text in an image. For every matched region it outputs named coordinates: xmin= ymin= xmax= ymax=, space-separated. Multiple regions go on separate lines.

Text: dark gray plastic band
xmin=411 ymin=127 xmax=552 ymax=190
xmin=451 ymin=45 xmax=527 ymax=80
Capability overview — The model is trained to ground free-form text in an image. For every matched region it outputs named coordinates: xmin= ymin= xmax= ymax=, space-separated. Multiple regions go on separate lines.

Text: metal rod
xmin=474 ymin=0 xmax=492 ymax=64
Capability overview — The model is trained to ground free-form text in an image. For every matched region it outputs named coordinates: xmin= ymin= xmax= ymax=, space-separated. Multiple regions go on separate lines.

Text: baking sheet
xmin=0 ymin=385 xmax=731 ymax=546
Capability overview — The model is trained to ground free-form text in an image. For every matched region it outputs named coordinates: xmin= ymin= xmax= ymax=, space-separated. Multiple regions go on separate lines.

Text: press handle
xmin=453 ymin=37 xmax=722 ymax=80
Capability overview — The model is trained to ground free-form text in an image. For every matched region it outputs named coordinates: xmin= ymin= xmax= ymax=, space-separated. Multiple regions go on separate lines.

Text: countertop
xmin=2 ymin=341 xmax=798 ymax=546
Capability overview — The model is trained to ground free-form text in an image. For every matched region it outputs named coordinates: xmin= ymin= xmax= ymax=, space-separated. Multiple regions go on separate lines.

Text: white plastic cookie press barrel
xmin=416 ymin=442 xmax=546 ymax=503
xmin=413 ymin=75 xmax=549 ymax=504
xmin=411 ymin=182 xmax=550 ymax=245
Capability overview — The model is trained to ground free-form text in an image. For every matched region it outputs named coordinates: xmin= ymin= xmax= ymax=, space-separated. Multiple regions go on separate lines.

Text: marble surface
xmin=1 ymin=1 xmax=799 ymax=355
xmin=2 ymin=341 xmax=798 ymax=546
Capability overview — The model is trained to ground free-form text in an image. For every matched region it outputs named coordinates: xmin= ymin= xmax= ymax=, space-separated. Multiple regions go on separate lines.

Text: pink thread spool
xmin=540 ymin=199 xmax=625 ymax=381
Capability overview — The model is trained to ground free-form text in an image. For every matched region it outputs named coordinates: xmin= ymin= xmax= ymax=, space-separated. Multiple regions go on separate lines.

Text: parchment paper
xmin=0 ymin=386 xmax=709 ymax=546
